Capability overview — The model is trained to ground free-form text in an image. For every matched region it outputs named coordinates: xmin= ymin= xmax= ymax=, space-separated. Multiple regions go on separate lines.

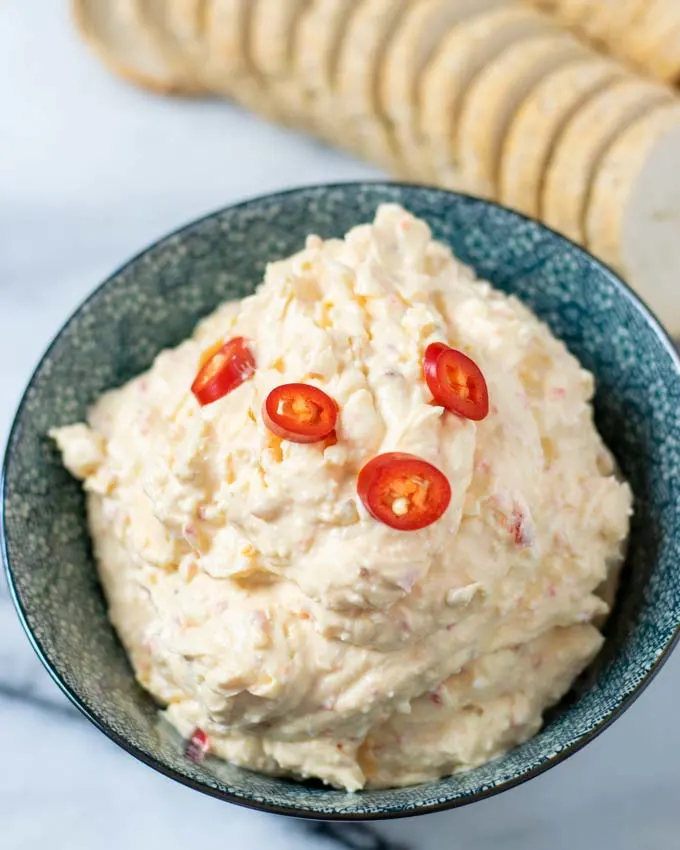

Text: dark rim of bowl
xmin=3 ymin=181 xmax=680 ymax=820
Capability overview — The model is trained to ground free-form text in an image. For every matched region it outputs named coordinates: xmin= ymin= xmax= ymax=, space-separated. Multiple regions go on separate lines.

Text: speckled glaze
xmin=3 ymin=183 xmax=680 ymax=820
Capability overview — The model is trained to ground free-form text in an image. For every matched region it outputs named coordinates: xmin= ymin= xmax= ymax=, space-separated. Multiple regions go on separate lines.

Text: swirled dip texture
xmin=53 ymin=205 xmax=632 ymax=790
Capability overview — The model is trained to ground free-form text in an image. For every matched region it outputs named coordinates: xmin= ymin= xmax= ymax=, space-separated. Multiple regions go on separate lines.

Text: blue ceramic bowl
xmin=3 ymin=183 xmax=680 ymax=820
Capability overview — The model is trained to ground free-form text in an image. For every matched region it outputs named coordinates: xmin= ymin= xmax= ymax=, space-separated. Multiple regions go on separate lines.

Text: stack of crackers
xmin=532 ymin=0 xmax=680 ymax=85
xmin=72 ymin=0 xmax=680 ymax=334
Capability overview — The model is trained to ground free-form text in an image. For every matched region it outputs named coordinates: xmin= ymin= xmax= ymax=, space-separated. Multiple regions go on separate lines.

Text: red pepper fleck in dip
xmin=185 ymin=727 xmax=211 ymax=762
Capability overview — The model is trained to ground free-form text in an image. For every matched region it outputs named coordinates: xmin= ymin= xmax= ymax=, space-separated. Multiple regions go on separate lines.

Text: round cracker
xmin=616 ymin=1 xmax=680 ymax=60
xmin=163 ymin=0 xmax=214 ymax=87
xmin=287 ymin=0 xmax=356 ymax=135
xmin=349 ymin=119 xmax=404 ymax=171
xmin=294 ymin=0 xmax=354 ymax=102
xmin=382 ymin=0 xmax=510 ymax=178
xmin=585 ymin=104 xmax=680 ymax=327
xmin=541 ymin=78 xmax=674 ymax=244
xmin=586 ymin=103 xmax=680 ymax=270
xmin=72 ymin=0 xmax=198 ymax=95
xmin=382 ymin=0 xmax=503 ymax=129
xmin=200 ymin=0 xmax=283 ymax=118
xmin=499 ymin=58 xmax=623 ymax=218
xmin=336 ymin=0 xmax=410 ymax=119
xmin=578 ymin=0 xmax=649 ymax=44
xmin=620 ymin=3 xmax=680 ymax=83
xmin=202 ymin=0 xmax=255 ymax=90
xmin=334 ymin=0 xmax=411 ymax=170
xmin=645 ymin=25 xmax=680 ymax=84
xmin=250 ymin=0 xmax=309 ymax=79
xmin=550 ymin=0 xmax=595 ymax=26
xmin=135 ymin=0 xmax=207 ymax=94
xmin=418 ymin=5 xmax=553 ymax=184
xmin=311 ymin=106 xmax=403 ymax=171
xmin=248 ymin=0 xmax=316 ymax=129
xmin=550 ymin=0 xmax=679 ymax=83
xmin=457 ymin=32 xmax=587 ymax=200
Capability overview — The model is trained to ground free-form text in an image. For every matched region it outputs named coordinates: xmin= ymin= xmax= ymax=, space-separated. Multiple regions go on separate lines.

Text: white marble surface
xmin=2 ymin=4 xmax=680 ymax=849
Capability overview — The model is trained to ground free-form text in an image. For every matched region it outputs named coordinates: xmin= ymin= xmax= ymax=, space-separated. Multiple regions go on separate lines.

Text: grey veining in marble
xmin=1 ymin=3 xmax=679 ymax=849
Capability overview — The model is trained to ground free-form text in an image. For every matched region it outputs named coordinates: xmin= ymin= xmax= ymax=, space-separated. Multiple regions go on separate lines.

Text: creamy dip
xmin=52 ymin=205 xmax=632 ymax=790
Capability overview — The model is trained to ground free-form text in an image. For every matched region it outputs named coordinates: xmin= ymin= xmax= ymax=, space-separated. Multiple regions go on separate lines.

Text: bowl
xmin=3 ymin=182 xmax=680 ymax=820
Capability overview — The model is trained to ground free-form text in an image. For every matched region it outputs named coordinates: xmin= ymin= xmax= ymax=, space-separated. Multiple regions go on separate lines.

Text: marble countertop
xmin=2 ymin=5 xmax=679 ymax=849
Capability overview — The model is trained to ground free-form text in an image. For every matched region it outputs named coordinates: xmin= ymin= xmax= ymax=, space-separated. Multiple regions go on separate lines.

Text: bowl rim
xmin=3 ymin=180 xmax=680 ymax=820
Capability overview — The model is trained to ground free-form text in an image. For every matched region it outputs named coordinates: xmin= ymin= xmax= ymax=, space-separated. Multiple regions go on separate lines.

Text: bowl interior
xmin=3 ymin=183 xmax=680 ymax=819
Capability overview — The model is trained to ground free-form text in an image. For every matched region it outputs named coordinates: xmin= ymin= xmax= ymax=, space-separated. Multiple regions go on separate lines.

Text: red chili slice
xmin=423 ymin=342 xmax=489 ymax=421
xmin=263 ymin=383 xmax=338 ymax=443
xmin=357 ymin=452 xmax=451 ymax=531
xmin=191 ymin=337 xmax=255 ymax=406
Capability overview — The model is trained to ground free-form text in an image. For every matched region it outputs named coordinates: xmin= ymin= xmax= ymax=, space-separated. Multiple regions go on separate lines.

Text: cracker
xmin=383 ymin=0 xmax=516 ymax=180
xmin=499 ymin=58 xmax=623 ymax=218
xmin=72 ymin=0 xmax=197 ymax=95
xmin=292 ymin=0 xmax=364 ymax=138
xmin=250 ymin=0 xmax=310 ymax=78
xmin=619 ymin=3 xmax=680 ymax=82
xmin=585 ymin=104 xmax=680 ymax=335
xmin=418 ymin=5 xmax=553 ymax=185
xmin=334 ymin=0 xmax=411 ymax=170
xmin=202 ymin=0 xmax=254 ymax=92
xmin=550 ymin=0 xmax=594 ymax=27
xmin=587 ymin=104 xmax=680 ymax=336
xmin=163 ymin=0 xmax=214 ymax=88
xmin=541 ymin=78 xmax=673 ymax=244
xmin=457 ymin=32 xmax=587 ymax=200
xmin=382 ymin=0 xmax=495 ymax=129
xmin=135 ymin=0 xmax=207 ymax=94
xmin=578 ymin=0 xmax=649 ymax=44
xmin=248 ymin=0 xmax=316 ymax=128
xmin=335 ymin=0 xmax=409 ymax=119
xmin=199 ymin=0 xmax=285 ymax=119
xmin=294 ymin=0 xmax=354 ymax=101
